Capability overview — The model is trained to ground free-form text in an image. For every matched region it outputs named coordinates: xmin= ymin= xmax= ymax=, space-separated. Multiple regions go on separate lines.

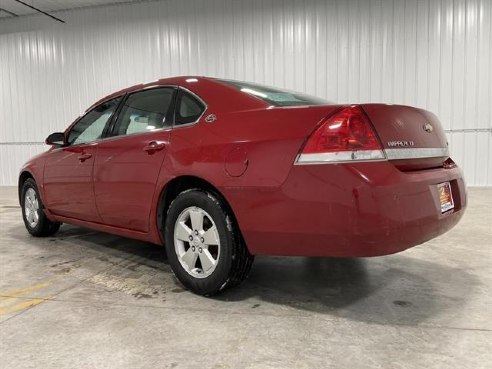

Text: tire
xmin=164 ymin=189 xmax=254 ymax=296
xmin=21 ymin=178 xmax=61 ymax=237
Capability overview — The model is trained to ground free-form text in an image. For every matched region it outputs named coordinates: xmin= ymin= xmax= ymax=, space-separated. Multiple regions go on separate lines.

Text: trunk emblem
xmin=423 ymin=122 xmax=433 ymax=133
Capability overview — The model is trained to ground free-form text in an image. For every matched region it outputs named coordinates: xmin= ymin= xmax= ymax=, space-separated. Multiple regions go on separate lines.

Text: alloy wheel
xmin=174 ymin=206 xmax=221 ymax=278
xmin=24 ymin=188 xmax=40 ymax=228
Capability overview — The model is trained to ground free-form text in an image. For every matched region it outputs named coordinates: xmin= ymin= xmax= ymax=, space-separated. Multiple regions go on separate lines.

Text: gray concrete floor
xmin=0 ymin=186 xmax=491 ymax=369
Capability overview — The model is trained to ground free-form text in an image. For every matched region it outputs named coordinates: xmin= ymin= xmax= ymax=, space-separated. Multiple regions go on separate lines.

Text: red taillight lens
xmin=443 ymin=157 xmax=457 ymax=169
xmin=303 ymin=106 xmax=382 ymax=153
xmin=298 ymin=106 xmax=385 ymax=163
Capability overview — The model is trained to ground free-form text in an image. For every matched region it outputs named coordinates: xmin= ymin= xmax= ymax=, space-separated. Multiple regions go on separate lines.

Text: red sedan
xmin=19 ymin=76 xmax=466 ymax=295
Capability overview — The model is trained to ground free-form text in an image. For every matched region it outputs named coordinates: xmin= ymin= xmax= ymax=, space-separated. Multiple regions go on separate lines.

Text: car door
xmin=93 ymin=87 xmax=176 ymax=232
xmin=43 ymin=97 xmax=121 ymax=222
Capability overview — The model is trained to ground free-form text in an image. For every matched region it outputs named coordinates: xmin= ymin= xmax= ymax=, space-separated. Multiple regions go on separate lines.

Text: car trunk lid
xmin=361 ymin=104 xmax=450 ymax=171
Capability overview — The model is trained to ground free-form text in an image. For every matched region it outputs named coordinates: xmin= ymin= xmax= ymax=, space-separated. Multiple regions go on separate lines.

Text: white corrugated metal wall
xmin=0 ymin=0 xmax=491 ymax=185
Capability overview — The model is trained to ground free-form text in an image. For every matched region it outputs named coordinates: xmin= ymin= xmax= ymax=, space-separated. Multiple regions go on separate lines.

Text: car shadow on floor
xmin=217 ymin=255 xmax=478 ymax=326
xmin=9 ymin=223 xmax=478 ymax=326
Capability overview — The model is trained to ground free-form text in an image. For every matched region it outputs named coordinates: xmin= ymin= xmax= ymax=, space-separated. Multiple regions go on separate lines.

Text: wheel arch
xmin=18 ymin=170 xmax=34 ymax=204
xmin=155 ymin=175 xmax=246 ymax=249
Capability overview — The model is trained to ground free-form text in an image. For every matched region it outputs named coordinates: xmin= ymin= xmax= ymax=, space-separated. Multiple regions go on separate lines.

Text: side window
xmin=112 ymin=88 xmax=175 ymax=137
xmin=175 ymin=91 xmax=205 ymax=126
xmin=67 ymin=98 xmax=121 ymax=145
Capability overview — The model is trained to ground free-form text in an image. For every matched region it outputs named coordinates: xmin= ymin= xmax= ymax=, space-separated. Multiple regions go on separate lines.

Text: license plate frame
xmin=437 ymin=181 xmax=454 ymax=213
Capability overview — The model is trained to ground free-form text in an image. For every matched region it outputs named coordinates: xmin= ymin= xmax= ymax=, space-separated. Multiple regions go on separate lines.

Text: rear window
xmin=219 ymin=79 xmax=330 ymax=107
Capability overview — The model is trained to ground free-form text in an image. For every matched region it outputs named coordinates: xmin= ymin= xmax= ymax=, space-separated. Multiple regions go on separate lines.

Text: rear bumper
xmin=225 ymin=161 xmax=466 ymax=257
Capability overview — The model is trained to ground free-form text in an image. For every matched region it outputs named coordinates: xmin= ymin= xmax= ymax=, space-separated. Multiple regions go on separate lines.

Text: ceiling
xmin=0 ymin=0 xmax=145 ymax=19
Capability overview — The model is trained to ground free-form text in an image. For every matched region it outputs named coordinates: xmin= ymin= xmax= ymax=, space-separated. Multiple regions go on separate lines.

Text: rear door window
xmin=112 ymin=88 xmax=176 ymax=137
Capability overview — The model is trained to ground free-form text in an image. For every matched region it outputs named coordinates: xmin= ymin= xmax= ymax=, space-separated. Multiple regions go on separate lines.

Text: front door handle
xmin=143 ymin=141 xmax=166 ymax=154
xmin=78 ymin=153 xmax=92 ymax=162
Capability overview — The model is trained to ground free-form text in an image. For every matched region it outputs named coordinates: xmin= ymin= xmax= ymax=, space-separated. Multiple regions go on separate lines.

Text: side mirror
xmin=45 ymin=132 xmax=66 ymax=146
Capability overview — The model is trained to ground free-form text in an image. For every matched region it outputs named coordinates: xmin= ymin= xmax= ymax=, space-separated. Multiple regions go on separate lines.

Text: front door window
xmin=68 ymin=98 xmax=121 ymax=145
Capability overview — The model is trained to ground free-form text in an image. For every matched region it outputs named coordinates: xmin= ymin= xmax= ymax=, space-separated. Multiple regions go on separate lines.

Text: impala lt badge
xmin=387 ymin=140 xmax=415 ymax=147
xmin=423 ymin=122 xmax=433 ymax=133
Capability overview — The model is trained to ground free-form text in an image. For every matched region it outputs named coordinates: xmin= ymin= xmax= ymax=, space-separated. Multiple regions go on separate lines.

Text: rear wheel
xmin=21 ymin=178 xmax=61 ymax=237
xmin=164 ymin=189 xmax=254 ymax=295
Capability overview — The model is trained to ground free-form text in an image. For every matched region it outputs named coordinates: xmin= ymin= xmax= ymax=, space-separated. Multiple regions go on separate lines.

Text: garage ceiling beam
xmin=11 ymin=0 xmax=65 ymax=23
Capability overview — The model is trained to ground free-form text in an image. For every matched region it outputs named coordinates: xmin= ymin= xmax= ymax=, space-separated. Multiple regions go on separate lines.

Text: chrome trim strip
xmin=296 ymin=147 xmax=449 ymax=165
xmin=385 ymin=147 xmax=449 ymax=160
xmin=296 ymin=150 xmax=386 ymax=164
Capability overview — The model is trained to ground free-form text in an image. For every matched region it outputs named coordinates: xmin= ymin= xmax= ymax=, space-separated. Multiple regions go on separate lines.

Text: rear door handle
xmin=143 ymin=141 xmax=166 ymax=154
xmin=78 ymin=153 xmax=92 ymax=162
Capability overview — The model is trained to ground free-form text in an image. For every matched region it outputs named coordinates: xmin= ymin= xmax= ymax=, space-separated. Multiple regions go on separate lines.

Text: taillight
xmin=297 ymin=106 xmax=385 ymax=163
xmin=443 ymin=157 xmax=457 ymax=169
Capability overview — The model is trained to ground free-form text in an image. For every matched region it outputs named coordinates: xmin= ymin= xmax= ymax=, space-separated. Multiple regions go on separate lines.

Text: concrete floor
xmin=0 ymin=186 xmax=491 ymax=369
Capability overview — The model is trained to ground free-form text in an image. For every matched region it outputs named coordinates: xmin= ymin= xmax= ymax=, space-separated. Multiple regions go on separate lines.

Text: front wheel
xmin=164 ymin=189 xmax=254 ymax=296
xmin=21 ymin=178 xmax=61 ymax=237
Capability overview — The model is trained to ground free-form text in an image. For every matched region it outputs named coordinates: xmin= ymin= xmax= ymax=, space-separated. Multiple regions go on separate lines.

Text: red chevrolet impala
xmin=19 ymin=76 xmax=466 ymax=295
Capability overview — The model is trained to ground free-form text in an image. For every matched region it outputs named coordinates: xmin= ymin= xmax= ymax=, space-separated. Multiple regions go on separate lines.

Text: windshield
xmin=219 ymin=79 xmax=331 ymax=107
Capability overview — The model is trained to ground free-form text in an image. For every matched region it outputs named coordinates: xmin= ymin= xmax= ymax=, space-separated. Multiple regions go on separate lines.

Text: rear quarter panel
xmin=161 ymin=106 xmax=342 ymax=189
xmin=152 ymin=104 xmax=341 ymax=248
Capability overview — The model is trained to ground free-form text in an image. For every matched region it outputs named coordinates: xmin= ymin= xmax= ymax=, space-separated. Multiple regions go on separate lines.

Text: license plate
xmin=437 ymin=182 xmax=454 ymax=213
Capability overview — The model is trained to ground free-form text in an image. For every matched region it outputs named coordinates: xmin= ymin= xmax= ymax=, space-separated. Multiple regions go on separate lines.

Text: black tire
xmin=164 ymin=189 xmax=254 ymax=296
xmin=21 ymin=178 xmax=61 ymax=237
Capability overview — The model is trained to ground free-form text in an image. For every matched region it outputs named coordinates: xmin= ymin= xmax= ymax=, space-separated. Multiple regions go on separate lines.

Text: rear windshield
xmin=219 ymin=79 xmax=330 ymax=107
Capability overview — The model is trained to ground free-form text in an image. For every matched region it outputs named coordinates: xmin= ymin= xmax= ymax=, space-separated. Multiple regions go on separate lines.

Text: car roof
xmin=87 ymin=76 xmax=266 ymax=113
